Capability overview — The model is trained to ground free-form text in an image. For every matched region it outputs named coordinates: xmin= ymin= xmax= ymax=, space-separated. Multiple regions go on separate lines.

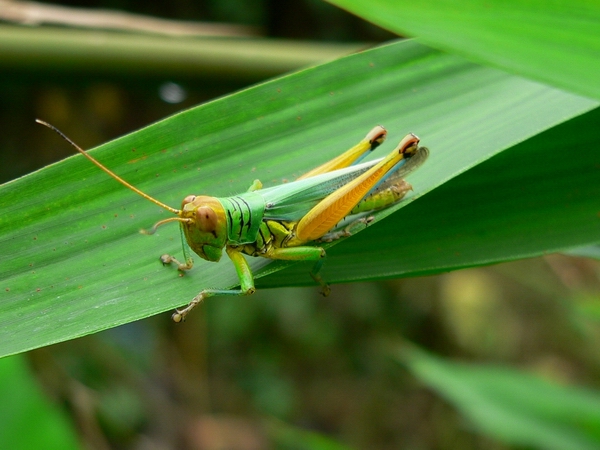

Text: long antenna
xmin=36 ymin=119 xmax=180 ymax=215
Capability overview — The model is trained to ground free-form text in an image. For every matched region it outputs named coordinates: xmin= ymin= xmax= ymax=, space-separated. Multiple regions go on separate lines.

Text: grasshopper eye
xmin=196 ymin=206 xmax=217 ymax=232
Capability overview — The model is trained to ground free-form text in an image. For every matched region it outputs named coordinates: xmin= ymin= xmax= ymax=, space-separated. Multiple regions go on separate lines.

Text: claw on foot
xmin=171 ymin=292 xmax=205 ymax=322
xmin=320 ymin=284 xmax=331 ymax=297
xmin=310 ymin=271 xmax=331 ymax=297
xmin=160 ymin=254 xmax=193 ymax=272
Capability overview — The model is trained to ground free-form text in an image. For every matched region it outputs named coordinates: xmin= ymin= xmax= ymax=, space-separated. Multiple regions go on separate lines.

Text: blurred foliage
xmin=0 ymin=0 xmax=392 ymax=185
xmin=17 ymin=257 xmax=600 ymax=449
xmin=1 ymin=1 xmax=599 ymax=449
xmin=0 ymin=355 xmax=80 ymax=450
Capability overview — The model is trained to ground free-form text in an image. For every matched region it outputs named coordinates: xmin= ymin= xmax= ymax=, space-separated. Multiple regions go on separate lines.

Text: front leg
xmin=171 ymin=246 xmax=256 ymax=322
xmin=160 ymin=254 xmax=194 ymax=272
xmin=160 ymin=223 xmax=195 ymax=272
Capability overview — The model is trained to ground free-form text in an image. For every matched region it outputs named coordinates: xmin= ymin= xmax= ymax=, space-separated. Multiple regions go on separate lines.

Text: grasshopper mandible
xmin=37 ymin=120 xmax=428 ymax=321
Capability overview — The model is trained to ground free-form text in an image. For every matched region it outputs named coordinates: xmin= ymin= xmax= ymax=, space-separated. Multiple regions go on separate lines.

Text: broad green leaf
xmin=395 ymin=345 xmax=600 ymax=450
xmin=0 ymin=40 xmax=597 ymax=357
xmin=328 ymin=0 xmax=600 ymax=100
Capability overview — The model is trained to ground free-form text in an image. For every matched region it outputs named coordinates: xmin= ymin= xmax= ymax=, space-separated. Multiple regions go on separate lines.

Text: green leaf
xmin=0 ymin=39 xmax=597 ymax=357
xmin=328 ymin=0 xmax=600 ymax=100
xmin=395 ymin=345 xmax=600 ymax=450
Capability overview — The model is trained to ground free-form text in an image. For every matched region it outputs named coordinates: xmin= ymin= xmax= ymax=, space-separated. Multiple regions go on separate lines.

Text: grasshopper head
xmin=180 ymin=195 xmax=228 ymax=262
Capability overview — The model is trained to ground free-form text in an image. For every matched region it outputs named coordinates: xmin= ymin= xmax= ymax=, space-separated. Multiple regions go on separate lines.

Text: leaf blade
xmin=0 ymin=40 xmax=596 ymax=356
xmin=328 ymin=0 xmax=600 ymax=100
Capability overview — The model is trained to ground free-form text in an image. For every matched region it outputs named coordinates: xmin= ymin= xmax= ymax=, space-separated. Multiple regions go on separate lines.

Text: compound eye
xmin=196 ymin=206 xmax=217 ymax=232
xmin=182 ymin=195 xmax=196 ymax=208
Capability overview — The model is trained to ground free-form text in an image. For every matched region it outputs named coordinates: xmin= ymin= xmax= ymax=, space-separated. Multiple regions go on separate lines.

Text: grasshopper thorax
xmin=180 ymin=195 xmax=228 ymax=262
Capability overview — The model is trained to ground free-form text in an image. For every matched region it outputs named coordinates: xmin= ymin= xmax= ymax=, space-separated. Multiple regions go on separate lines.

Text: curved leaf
xmin=328 ymin=0 xmax=600 ymax=100
xmin=0 ymin=40 xmax=596 ymax=356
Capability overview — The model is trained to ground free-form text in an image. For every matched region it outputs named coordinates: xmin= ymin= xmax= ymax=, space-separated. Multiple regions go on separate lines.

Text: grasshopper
xmin=37 ymin=120 xmax=428 ymax=321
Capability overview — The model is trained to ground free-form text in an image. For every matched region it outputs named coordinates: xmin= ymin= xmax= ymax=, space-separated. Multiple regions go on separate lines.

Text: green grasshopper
xmin=37 ymin=120 xmax=428 ymax=321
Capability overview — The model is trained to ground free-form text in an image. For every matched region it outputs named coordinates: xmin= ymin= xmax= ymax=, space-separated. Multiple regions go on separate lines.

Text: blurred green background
xmin=1 ymin=1 xmax=599 ymax=449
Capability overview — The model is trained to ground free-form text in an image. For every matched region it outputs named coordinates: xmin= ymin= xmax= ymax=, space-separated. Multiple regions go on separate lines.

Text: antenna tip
xmin=35 ymin=118 xmax=52 ymax=129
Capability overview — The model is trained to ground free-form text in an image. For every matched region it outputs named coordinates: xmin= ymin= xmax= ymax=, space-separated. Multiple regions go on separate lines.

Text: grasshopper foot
xmin=172 ymin=292 xmax=206 ymax=322
xmin=160 ymin=254 xmax=174 ymax=265
xmin=160 ymin=254 xmax=194 ymax=272
xmin=319 ymin=283 xmax=331 ymax=297
xmin=310 ymin=270 xmax=331 ymax=297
